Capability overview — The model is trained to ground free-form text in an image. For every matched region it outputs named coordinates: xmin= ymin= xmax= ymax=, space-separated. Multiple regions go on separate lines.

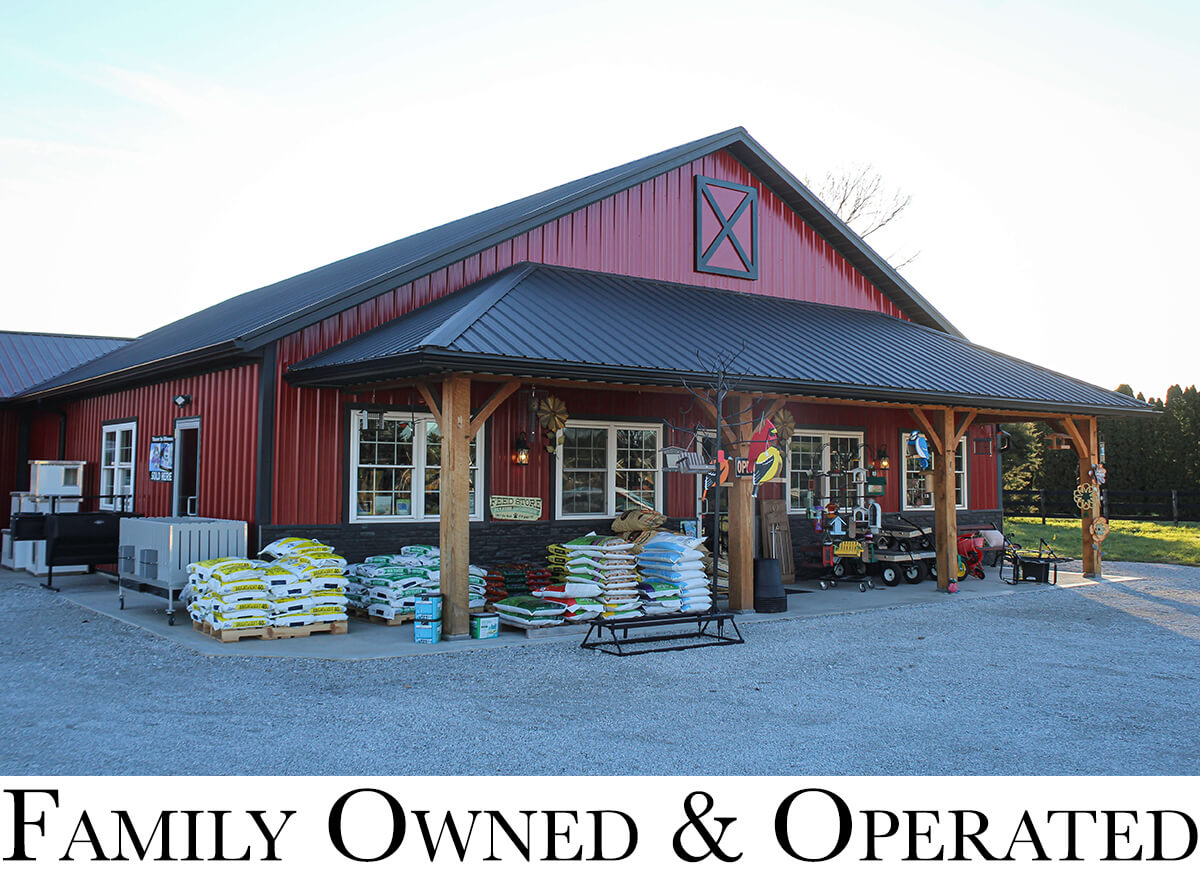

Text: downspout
xmin=56 ymin=409 xmax=67 ymax=460
xmin=15 ymin=407 xmax=31 ymax=490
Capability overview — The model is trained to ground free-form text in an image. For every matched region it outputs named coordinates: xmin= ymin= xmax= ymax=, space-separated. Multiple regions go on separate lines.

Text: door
xmin=173 ymin=418 xmax=200 ymax=517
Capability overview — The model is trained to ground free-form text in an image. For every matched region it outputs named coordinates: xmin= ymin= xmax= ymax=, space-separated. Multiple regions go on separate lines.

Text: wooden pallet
xmin=269 ymin=620 xmax=348 ymax=639
xmin=193 ymin=619 xmax=349 ymax=643
xmin=192 ymin=620 xmax=271 ymax=644
xmin=347 ymin=605 xmax=414 ymax=626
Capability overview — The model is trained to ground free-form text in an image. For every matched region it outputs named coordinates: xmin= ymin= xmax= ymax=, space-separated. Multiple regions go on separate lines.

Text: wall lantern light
xmin=173 ymin=394 xmax=192 ymax=408
xmin=875 ymin=446 xmax=890 ymax=470
xmin=513 ymin=432 xmax=530 ymax=466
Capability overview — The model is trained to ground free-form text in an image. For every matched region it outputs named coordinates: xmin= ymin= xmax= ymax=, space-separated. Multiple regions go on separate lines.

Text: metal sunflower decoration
xmin=537 ymin=395 xmax=568 ymax=454
xmin=773 ymin=408 xmax=795 ymax=446
xmin=1073 ymin=482 xmax=1099 ymax=511
xmin=1091 ymin=516 xmax=1110 ymax=544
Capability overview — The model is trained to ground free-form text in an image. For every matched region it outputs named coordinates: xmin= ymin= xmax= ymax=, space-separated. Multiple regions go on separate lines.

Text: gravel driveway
xmin=2 ymin=562 xmax=1196 ymax=775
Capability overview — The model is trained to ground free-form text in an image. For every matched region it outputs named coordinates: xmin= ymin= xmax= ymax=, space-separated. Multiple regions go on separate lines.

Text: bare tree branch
xmin=804 ymin=164 xmax=919 ymax=268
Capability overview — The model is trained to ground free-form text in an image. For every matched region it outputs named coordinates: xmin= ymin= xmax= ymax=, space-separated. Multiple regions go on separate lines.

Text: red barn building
xmin=5 ymin=128 xmax=1151 ymax=636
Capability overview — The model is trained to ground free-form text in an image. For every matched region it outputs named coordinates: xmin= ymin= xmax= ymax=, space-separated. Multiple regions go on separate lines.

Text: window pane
xmin=426 ymin=422 xmax=441 ymax=467
xmin=789 ymin=435 xmax=822 ymax=509
xmin=616 ymin=428 xmax=657 ymax=471
xmin=562 ymin=427 xmax=606 ymax=470
xmin=116 ymin=468 xmax=132 ymax=495
xmin=562 ymin=470 xmax=606 ymax=515
xmin=615 ymin=469 xmax=656 ymax=512
xmin=118 ymin=428 xmax=133 ymax=463
xmin=359 ymin=442 xmax=377 ymax=465
xmin=424 ymin=469 xmax=440 ymax=516
xmin=101 ymin=468 xmax=114 ymax=495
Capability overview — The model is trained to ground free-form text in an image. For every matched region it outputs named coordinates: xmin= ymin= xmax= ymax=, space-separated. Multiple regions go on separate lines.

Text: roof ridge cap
xmin=420 ymin=264 xmax=537 ymax=349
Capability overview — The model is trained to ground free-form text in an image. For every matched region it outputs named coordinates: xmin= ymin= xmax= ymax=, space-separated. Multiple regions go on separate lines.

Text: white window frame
xmin=100 ymin=421 xmax=137 ymax=511
xmin=348 ymin=411 xmax=484 ymax=523
xmin=784 ymin=428 xmax=865 ymax=513
xmin=901 ymin=434 xmax=968 ymax=511
xmin=555 ymin=420 xmax=663 ymax=520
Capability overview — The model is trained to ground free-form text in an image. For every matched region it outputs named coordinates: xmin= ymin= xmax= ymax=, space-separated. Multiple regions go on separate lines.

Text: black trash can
xmin=754 ymin=557 xmax=787 ymax=613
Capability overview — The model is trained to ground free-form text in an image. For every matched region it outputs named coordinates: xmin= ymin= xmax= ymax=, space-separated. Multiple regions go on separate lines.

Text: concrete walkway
xmin=2 ymin=558 xmax=1136 ymax=660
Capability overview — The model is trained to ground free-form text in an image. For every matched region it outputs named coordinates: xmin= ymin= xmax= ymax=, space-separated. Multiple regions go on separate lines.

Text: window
xmin=556 ymin=422 xmax=662 ymax=519
xmin=902 ymin=435 xmax=967 ymax=510
xmin=785 ymin=429 xmax=864 ymax=512
xmin=100 ymin=421 xmax=137 ymax=511
xmin=349 ymin=412 xmax=482 ymax=522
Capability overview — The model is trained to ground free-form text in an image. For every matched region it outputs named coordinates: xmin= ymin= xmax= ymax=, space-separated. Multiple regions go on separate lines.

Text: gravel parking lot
xmin=2 ymin=562 xmax=1196 ymax=776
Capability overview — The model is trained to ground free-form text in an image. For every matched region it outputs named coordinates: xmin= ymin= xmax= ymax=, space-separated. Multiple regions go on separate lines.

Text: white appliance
xmin=27 ymin=460 xmax=86 ymax=498
xmin=8 ymin=489 xmax=85 ymax=577
xmin=118 ymin=517 xmax=247 ymax=624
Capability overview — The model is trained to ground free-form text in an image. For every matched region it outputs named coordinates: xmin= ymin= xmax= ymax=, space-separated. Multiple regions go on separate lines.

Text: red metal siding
xmin=26 ymin=366 xmax=260 ymax=521
xmin=0 ymin=408 xmax=19 ymax=526
xmin=273 ymin=149 xmax=920 ymax=522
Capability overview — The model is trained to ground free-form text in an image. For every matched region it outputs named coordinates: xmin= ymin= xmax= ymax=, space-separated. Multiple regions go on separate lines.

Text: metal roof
xmin=19 ymin=127 xmax=961 ymax=399
xmin=0 ymin=331 xmax=130 ymax=400
xmin=287 ymin=264 xmax=1154 ymax=418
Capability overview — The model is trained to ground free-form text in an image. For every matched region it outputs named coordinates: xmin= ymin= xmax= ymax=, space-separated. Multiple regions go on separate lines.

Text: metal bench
xmin=580 ymin=610 xmax=743 ymax=656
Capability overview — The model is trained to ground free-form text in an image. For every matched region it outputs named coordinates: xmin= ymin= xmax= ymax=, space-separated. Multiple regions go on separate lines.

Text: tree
xmin=804 ymin=164 xmax=919 ymax=268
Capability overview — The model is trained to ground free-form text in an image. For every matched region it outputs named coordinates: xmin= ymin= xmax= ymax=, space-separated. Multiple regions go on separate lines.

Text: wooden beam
xmin=953 ymin=410 xmax=978 ymax=446
xmin=1060 ymin=416 xmax=1090 ymax=460
xmin=756 ymin=396 xmax=788 ymax=426
xmin=438 ymin=375 xmax=472 ymax=638
xmin=415 ymin=382 xmax=442 ymax=428
xmin=932 ymin=409 xmax=958 ymax=591
xmin=1080 ymin=416 xmax=1102 ymax=578
xmin=696 ymin=396 xmax=738 ymax=447
xmin=468 ymin=378 xmax=520 ymax=438
xmin=908 ymin=407 xmax=945 ymax=455
xmin=726 ymin=394 xmax=756 ymax=611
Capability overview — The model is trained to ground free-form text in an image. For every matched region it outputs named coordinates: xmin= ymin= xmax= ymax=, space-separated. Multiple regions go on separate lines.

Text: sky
xmin=1 ymin=0 xmax=1197 ymax=400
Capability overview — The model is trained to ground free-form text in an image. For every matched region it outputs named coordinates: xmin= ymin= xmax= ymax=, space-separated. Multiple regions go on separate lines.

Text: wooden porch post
xmin=727 ymin=394 xmax=755 ymax=611
xmin=438 ymin=375 xmax=472 ymax=638
xmin=1080 ymin=417 xmax=1102 ymax=578
xmin=932 ymin=409 xmax=958 ymax=591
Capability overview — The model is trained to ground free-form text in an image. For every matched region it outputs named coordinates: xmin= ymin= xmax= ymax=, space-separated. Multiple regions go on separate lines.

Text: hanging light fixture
xmin=876 ymin=445 xmax=890 ymax=470
xmin=513 ymin=432 xmax=530 ymax=466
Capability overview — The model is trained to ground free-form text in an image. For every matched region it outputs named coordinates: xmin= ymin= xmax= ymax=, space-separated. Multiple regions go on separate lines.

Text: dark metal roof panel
xmin=288 ymin=265 xmax=1153 ymax=417
xmin=0 ymin=331 xmax=130 ymax=399
xmin=26 ymin=127 xmax=963 ymax=396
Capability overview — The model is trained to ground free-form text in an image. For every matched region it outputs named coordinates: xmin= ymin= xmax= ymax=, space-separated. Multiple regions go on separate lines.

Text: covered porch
xmin=286 ymin=264 xmax=1153 ymax=637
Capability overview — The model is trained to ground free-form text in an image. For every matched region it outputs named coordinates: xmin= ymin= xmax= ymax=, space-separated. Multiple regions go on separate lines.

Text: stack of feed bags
xmin=483 ymin=572 xmax=508 ymax=605
xmin=259 ymin=538 xmax=349 ymax=626
xmin=468 ymin=565 xmax=488 ymax=610
xmin=558 ymin=535 xmax=641 ymax=620
xmin=637 ymin=532 xmax=712 ymax=613
xmin=534 ymin=546 xmax=604 ymax=622
xmin=493 ymin=595 xmax=567 ymax=629
xmin=353 ymin=557 xmax=438 ymax=622
xmin=184 ymin=557 xmax=271 ymax=632
xmin=637 ymin=580 xmax=683 ymax=615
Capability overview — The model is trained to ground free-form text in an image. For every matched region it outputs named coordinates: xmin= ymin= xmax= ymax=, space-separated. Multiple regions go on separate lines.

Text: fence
xmin=1003 ymin=489 xmax=1200 ymax=524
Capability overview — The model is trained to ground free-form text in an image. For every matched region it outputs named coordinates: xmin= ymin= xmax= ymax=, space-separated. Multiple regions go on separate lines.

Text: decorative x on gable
xmin=694 ymin=175 xmax=759 ymax=280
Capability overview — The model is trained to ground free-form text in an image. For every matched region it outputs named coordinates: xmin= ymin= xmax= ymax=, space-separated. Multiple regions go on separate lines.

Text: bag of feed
xmin=259 ymin=537 xmax=328 ymax=559
xmin=271 ymin=596 xmax=317 ymax=615
xmin=210 ymin=597 xmax=273 ymax=618
xmin=400 ymin=544 xmax=439 ymax=558
xmin=272 ymin=612 xmax=316 ymax=628
xmin=206 ymin=614 xmax=269 ymax=631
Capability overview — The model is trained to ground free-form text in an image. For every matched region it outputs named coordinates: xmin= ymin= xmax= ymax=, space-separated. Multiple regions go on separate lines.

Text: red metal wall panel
xmin=0 ymin=408 xmax=19 ymax=526
xmin=25 ymin=365 xmax=260 ymax=521
xmin=272 ymin=149 xmax=923 ymax=522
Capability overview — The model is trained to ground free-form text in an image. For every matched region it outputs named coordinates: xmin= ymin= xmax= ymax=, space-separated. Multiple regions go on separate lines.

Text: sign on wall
xmin=148 ymin=435 xmax=174 ymax=482
xmin=490 ymin=495 xmax=542 ymax=521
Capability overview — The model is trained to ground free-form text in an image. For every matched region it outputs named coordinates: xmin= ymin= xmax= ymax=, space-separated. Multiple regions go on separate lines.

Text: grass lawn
xmin=1003 ymin=516 xmax=1200 ymax=567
